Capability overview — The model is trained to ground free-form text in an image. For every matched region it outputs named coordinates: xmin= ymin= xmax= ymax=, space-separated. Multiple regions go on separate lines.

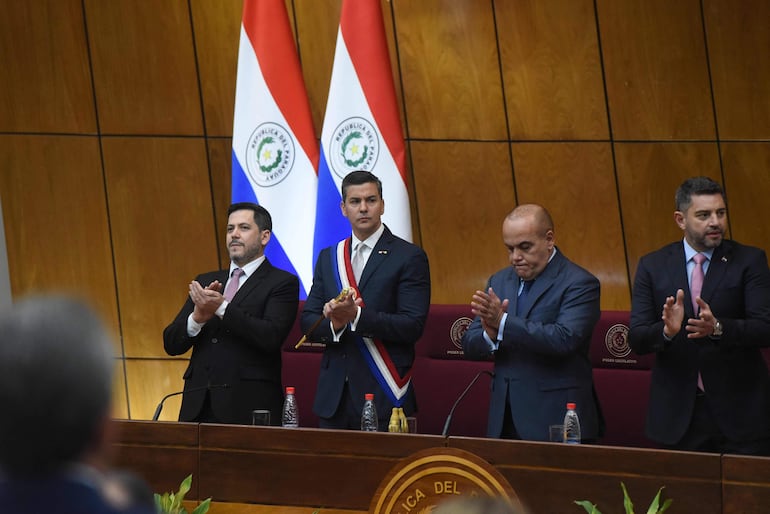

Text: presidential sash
xmin=332 ymin=238 xmax=411 ymax=406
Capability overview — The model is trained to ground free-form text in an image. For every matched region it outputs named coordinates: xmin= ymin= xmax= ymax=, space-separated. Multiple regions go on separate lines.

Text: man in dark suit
xmin=164 ymin=202 xmax=299 ymax=425
xmin=462 ymin=204 xmax=602 ymax=441
xmin=301 ymin=171 xmax=431 ymax=430
xmin=630 ymin=176 xmax=770 ymax=454
xmin=0 ymin=296 xmax=154 ymax=514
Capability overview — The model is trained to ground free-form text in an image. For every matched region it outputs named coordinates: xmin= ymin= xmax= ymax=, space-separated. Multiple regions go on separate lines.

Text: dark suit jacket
xmin=462 ymin=250 xmax=602 ymax=441
xmin=301 ymin=226 xmax=431 ymax=422
xmin=629 ymin=240 xmax=770 ymax=445
xmin=0 ymin=474 xmax=154 ymax=514
xmin=163 ymin=259 xmax=299 ymax=425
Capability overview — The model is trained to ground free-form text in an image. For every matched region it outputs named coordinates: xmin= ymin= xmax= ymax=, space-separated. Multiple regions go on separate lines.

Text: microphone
xmin=152 ymin=384 xmax=228 ymax=421
xmin=441 ymin=370 xmax=494 ymax=437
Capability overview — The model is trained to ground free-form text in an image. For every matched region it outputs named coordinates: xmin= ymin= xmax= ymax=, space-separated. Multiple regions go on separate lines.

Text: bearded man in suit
xmin=164 ymin=202 xmax=299 ymax=425
xmin=630 ymin=176 xmax=770 ymax=455
xmin=462 ymin=204 xmax=603 ymax=442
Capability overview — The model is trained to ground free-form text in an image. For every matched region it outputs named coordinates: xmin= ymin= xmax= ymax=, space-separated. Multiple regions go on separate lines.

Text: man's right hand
xmin=662 ymin=288 xmax=685 ymax=338
xmin=189 ymin=280 xmax=224 ymax=323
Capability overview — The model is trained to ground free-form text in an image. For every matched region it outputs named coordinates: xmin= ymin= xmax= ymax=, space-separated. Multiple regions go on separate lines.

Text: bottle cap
xmin=365 ymin=393 xmax=374 ymax=401
xmin=286 ymin=386 xmax=295 ymax=394
xmin=566 ymin=402 xmax=576 ymax=410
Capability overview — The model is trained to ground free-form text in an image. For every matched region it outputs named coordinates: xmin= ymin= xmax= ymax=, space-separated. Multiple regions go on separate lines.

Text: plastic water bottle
xmin=361 ymin=393 xmax=378 ymax=431
xmin=563 ymin=402 xmax=581 ymax=444
xmin=281 ymin=386 xmax=299 ymax=428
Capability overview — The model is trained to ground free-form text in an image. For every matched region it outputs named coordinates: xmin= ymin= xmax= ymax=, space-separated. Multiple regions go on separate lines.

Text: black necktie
xmin=516 ymin=280 xmax=533 ymax=316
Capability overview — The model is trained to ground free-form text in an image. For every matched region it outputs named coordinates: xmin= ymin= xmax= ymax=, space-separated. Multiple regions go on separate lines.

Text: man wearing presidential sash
xmin=302 ymin=171 xmax=431 ymax=430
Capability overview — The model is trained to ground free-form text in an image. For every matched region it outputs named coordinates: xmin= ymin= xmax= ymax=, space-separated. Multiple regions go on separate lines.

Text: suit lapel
xmin=666 ymin=243 xmax=693 ymax=316
xmin=357 ymin=227 xmax=393 ymax=290
xmin=701 ymin=242 xmax=730 ymax=305
xmin=230 ymin=259 xmax=272 ymax=303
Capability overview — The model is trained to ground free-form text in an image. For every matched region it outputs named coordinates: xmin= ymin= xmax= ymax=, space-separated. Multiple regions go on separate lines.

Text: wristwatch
xmin=711 ymin=319 xmax=723 ymax=338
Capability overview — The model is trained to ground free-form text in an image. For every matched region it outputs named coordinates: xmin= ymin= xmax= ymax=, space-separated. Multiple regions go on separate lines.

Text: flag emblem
xmin=330 ymin=117 xmax=380 ymax=178
xmin=245 ymin=122 xmax=295 ymax=187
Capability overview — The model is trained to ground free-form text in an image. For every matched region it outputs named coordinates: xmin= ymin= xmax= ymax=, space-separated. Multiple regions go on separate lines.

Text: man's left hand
xmin=685 ymin=296 xmax=719 ymax=339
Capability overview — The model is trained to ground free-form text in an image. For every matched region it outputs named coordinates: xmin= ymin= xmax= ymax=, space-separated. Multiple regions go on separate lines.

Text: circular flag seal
xmin=245 ymin=122 xmax=295 ymax=187
xmin=328 ymin=117 xmax=379 ymax=178
xmin=450 ymin=317 xmax=473 ymax=350
xmin=605 ymin=323 xmax=631 ymax=358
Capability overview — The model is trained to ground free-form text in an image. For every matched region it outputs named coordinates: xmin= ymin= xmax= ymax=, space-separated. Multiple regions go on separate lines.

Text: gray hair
xmin=0 ymin=295 xmax=115 ymax=476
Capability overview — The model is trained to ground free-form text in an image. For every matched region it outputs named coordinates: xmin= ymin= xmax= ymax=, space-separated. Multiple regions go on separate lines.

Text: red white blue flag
xmin=313 ymin=0 xmax=412 ymax=261
xmin=231 ymin=0 xmax=319 ymax=299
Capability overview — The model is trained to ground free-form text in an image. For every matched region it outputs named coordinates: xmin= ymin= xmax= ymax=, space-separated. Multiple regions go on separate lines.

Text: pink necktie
xmin=224 ymin=268 xmax=244 ymax=301
xmin=691 ymin=253 xmax=706 ymax=314
xmin=691 ymin=253 xmax=706 ymax=391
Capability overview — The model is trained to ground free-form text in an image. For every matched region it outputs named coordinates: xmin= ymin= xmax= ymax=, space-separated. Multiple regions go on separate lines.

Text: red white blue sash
xmin=333 ymin=238 xmax=411 ymax=406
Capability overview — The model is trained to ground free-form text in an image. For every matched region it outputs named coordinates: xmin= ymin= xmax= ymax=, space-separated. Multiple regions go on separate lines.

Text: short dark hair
xmin=0 ymin=296 xmax=114 ymax=477
xmin=675 ymin=176 xmax=725 ymax=212
xmin=228 ymin=202 xmax=272 ymax=232
xmin=341 ymin=171 xmax=383 ymax=201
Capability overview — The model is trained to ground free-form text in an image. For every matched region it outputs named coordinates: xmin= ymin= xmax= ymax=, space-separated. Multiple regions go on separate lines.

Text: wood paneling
xmin=208 ymin=138 xmax=234 ymax=268
xmin=615 ymin=143 xmax=722 ymax=281
xmin=394 ymin=0 xmax=507 ymax=140
xmin=85 ymin=0 xmax=203 ymax=135
xmin=496 ymin=0 xmax=608 ymax=140
xmin=411 ymin=141 xmax=515 ymax=304
xmin=125 ymin=359 xmax=189 ymax=421
xmin=704 ymin=0 xmax=770 ymax=139
xmin=0 ymin=0 xmax=96 ymax=133
xmin=512 ymin=142 xmax=628 ymax=309
xmin=101 ymin=137 xmax=219 ymax=358
xmin=597 ymin=0 xmax=714 ymax=140
xmin=293 ymin=0 xmax=342 ymax=134
xmin=190 ymin=0 xmax=241 ymax=137
xmin=0 ymin=135 xmax=119 ymax=330
xmin=721 ymin=143 xmax=770 ymax=250
xmin=113 ymin=359 xmax=129 ymax=419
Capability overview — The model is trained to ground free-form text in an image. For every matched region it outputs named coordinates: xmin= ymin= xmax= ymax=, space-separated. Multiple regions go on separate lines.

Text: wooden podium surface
xmin=112 ymin=420 xmax=770 ymax=513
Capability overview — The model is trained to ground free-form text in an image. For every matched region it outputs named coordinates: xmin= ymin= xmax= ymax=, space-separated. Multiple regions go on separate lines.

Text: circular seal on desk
xmin=328 ymin=117 xmax=380 ymax=178
xmin=245 ymin=122 xmax=295 ymax=187
xmin=605 ymin=323 xmax=631 ymax=358
xmin=370 ymin=447 xmax=522 ymax=514
xmin=450 ymin=317 xmax=473 ymax=350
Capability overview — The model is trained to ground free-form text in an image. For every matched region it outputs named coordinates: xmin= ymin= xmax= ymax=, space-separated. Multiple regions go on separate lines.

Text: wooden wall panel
xmin=394 ymin=0 xmax=507 ymax=140
xmin=615 ymin=143 xmax=722 ymax=281
xmin=411 ymin=141 xmax=515 ymax=304
xmin=496 ymin=0 xmax=608 ymax=140
xmin=0 ymin=135 xmax=120 ymax=331
xmin=113 ymin=359 xmax=129 ymax=419
xmin=0 ymin=0 xmax=96 ymax=133
xmin=597 ymin=0 xmax=714 ymax=140
xmin=190 ymin=0 xmax=241 ymax=137
xmin=512 ymin=143 xmax=628 ymax=309
xmin=208 ymin=138 xmax=234 ymax=268
xmin=85 ymin=0 xmax=203 ymax=135
xmin=101 ymin=137 xmax=219 ymax=358
xmin=704 ymin=0 xmax=770 ymax=139
xmin=721 ymin=143 xmax=770 ymax=250
xmin=293 ymin=0 xmax=342 ymax=134
xmin=125 ymin=359 xmax=189 ymax=420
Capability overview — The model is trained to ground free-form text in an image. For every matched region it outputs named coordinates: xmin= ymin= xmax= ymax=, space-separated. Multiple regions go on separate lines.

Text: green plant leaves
xmin=154 ymin=474 xmax=211 ymax=514
xmin=575 ymin=482 xmax=672 ymax=513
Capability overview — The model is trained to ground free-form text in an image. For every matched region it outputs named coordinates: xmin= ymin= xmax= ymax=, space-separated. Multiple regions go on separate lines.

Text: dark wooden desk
xmin=111 ymin=420 xmax=770 ymax=513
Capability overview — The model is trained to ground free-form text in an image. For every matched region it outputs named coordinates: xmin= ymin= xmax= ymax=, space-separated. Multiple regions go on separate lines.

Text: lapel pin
xmin=721 ymin=256 xmax=727 ymax=262
xmin=378 ymin=250 xmax=388 ymax=255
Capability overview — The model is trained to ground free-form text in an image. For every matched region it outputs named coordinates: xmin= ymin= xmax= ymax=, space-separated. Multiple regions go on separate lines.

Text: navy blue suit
xmin=301 ymin=226 xmax=430 ymax=424
xmin=0 ymin=474 xmax=154 ymax=514
xmin=163 ymin=259 xmax=299 ymax=425
xmin=462 ymin=250 xmax=602 ymax=441
xmin=630 ymin=240 xmax=770 ymax=447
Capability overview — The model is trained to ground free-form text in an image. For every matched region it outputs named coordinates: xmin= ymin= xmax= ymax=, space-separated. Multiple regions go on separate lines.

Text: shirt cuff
xmin=349 ymin=305 xmax=362 ymax=331
xmin=186 ymin=313 xmax=204 ymax=337
xmin=215 ymin=300 xmax=228 ymax=319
